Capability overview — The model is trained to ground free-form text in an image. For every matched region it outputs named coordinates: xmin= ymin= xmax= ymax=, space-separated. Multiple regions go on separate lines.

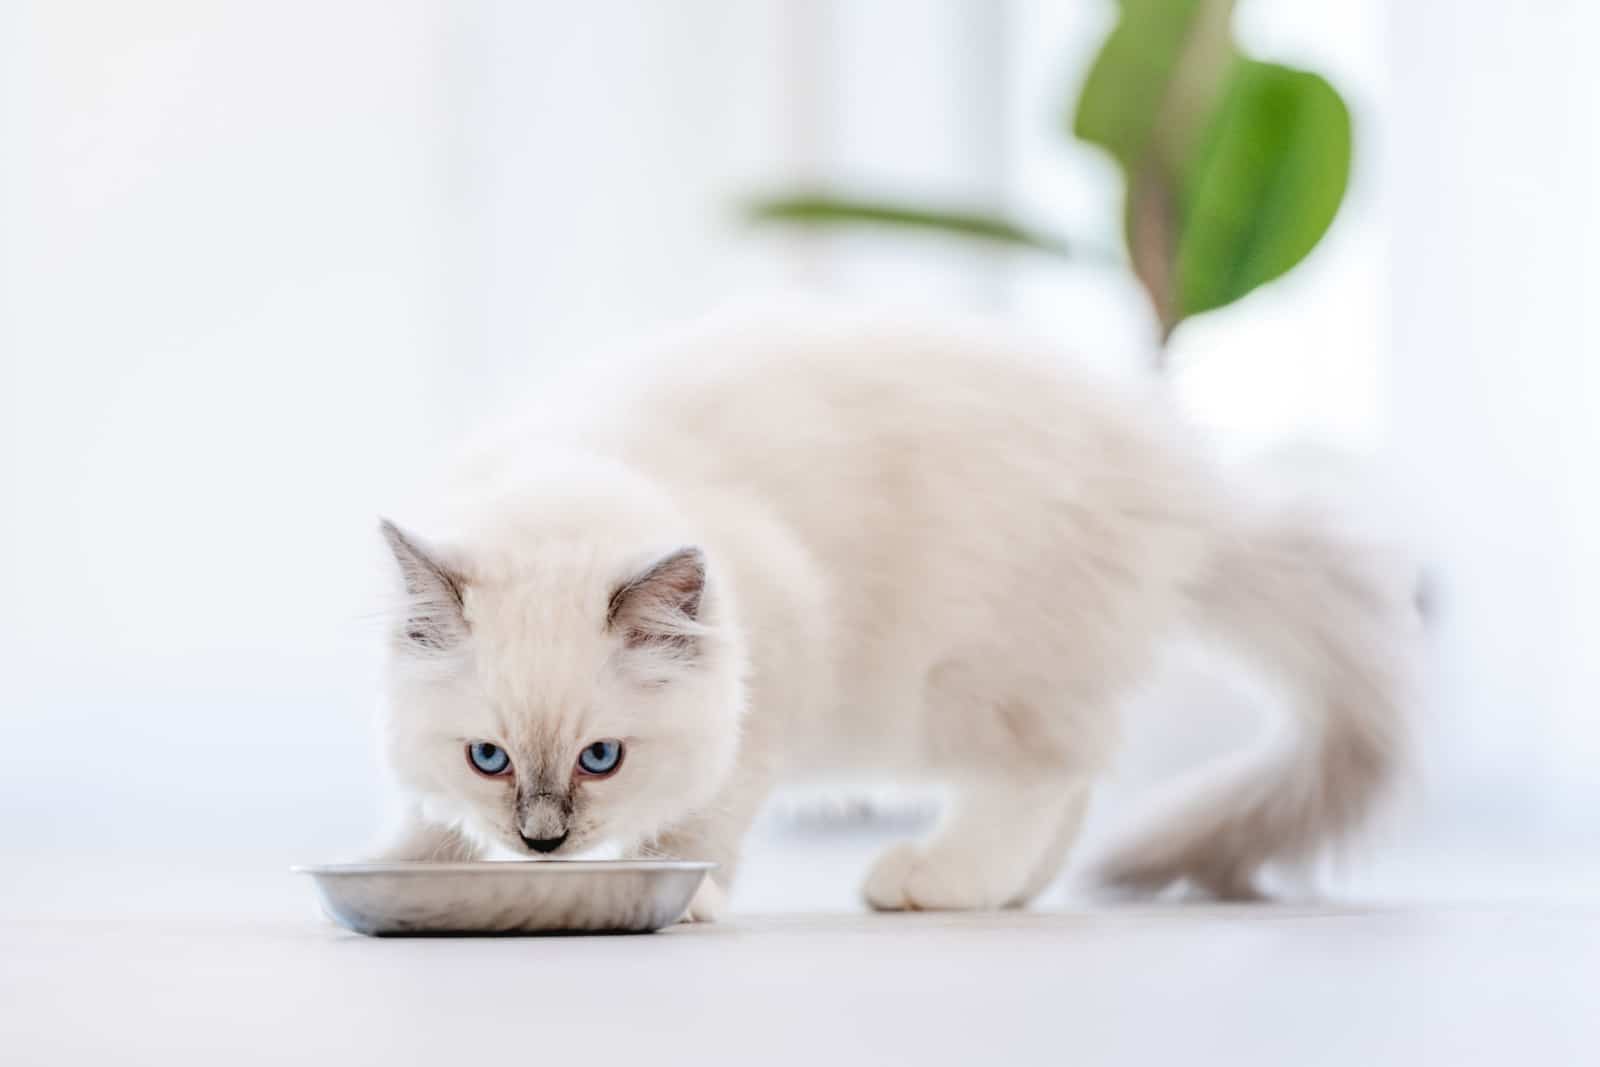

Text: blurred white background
xmin=2 ymin=0 xmax=1595 ymax=893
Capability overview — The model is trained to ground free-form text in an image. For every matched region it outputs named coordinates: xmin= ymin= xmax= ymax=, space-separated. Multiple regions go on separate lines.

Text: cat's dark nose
xmin=520 ymin=832 xmax=568 ymax=854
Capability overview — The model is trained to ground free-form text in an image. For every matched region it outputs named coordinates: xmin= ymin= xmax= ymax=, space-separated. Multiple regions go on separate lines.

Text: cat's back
xmin=451 ymin=307 xmax=1216 ymax=564
xmin=579 ymin=311 xmax=1215 ymax=580
xmin=581 ymin=309 xmax=1180 ymax=483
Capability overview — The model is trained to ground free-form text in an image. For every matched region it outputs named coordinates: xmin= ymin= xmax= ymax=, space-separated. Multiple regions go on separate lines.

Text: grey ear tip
xmin=378 ymin=517 xmax=409 ymax=549
xmin=378 ymin=518 xmax=425 ymax=564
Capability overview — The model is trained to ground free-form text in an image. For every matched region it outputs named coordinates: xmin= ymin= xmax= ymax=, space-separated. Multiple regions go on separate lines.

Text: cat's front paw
xmin=678 ymin=876 xmax=726 ymax=923
xmin=862 ymin=842 xmax=1014 ymax=911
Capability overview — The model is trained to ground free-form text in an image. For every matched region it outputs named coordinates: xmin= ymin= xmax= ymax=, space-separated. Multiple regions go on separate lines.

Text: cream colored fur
xmin=373 ymin=311 xmax=1418 ymax=918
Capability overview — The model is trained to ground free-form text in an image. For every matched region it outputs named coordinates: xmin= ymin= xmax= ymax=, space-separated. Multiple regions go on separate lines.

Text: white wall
xmin=0 ymin=0 xmax=450 ymax=850
xmin=1387 ymin=0 xmax=1600 ymax=839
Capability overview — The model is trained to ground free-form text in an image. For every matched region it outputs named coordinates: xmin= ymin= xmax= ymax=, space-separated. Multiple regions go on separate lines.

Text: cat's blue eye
xmin=577 ymin=739 xmax=623 ymax=777
xmin=467 ymin=741 xmax=511 ymax=777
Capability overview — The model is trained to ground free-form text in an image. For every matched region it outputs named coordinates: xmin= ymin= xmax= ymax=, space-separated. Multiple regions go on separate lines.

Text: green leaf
xmin=1072 ymin=0 xmax=1350 ymax=335
xmin=746 ymin=194 xmax=1077 ymax=258
xmin=1174 ymin=61 xmax=1351 ymax=317
xmin=1072 ymin=0 xmax=1230 ymax=170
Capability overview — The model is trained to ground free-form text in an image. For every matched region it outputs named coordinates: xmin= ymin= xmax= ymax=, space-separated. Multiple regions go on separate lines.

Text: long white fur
xmin=373 ymin=309 xmax=1418 ymax=918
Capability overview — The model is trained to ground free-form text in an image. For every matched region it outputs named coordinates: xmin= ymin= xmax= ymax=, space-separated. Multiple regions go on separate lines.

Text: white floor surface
xmin=4 ymin=836 xmax=1598 ymax=1066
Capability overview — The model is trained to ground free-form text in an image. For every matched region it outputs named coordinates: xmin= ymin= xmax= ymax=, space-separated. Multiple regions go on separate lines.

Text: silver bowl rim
xmin=291 ymin=860 xmax=716 ymax=877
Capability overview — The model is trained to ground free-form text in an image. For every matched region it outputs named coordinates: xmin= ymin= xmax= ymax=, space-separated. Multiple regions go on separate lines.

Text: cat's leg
xmin=1007 ymin=783 xmax=1091 ymax=906
xmin=632 ymin=768 xmax=772 ymax=922
xmin=369 ymin=809 xmax=480 ymax=862
xmin=863 ymin=780 xmax=1086 ymax=911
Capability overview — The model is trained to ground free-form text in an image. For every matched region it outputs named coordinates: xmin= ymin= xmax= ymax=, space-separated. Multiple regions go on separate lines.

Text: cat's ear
xmin=606 ymin=547 xmax=707 ymax=654
xmin=379 ymin=518 xmax=468 ymax=652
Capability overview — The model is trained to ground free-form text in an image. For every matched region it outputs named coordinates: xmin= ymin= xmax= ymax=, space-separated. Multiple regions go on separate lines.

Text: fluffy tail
xmin=1096 ymin=500 xmax=1421 ymax=899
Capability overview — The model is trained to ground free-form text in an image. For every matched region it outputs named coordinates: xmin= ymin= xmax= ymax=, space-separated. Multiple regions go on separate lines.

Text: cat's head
xmin=376 ymin=512 xmax=746 ymax=859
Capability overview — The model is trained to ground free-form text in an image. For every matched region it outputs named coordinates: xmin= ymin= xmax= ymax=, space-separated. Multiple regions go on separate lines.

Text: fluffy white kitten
xmin=374 ymin=311 xmax=1416 ymax=919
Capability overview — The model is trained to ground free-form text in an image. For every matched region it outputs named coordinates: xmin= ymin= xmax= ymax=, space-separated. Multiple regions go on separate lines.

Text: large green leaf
xmin=1174 ymin=61 xmax=1351 ymax=317
xmin=1072 ymin=0 xmax=1350 ymax=335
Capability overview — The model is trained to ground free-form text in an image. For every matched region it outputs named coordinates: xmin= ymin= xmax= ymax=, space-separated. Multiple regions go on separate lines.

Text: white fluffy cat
xmin=374 ymin=311 xmax=1417 ymax=920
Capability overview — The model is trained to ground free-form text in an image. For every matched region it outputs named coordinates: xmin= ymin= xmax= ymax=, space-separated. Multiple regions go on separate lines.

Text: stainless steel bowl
xmin=294 ymin=860 xmax=715 ymax=936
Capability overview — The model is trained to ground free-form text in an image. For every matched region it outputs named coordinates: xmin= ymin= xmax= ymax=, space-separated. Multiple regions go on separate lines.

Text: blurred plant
xmin=748 ymin=0 xmax=1352 ymax=366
